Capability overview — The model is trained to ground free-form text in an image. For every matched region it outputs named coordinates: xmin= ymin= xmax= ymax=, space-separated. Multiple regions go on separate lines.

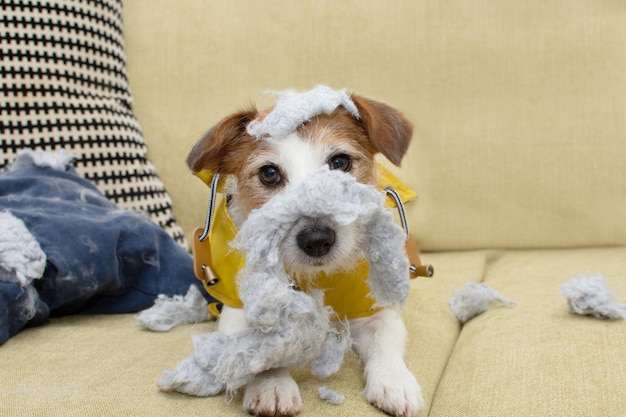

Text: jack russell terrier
xmin=186 ymin=86 xmax=425 ymax=417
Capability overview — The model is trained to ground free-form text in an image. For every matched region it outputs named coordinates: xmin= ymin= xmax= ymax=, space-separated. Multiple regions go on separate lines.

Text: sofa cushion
xmin=123 ymin=0 xmax=626 ymax=251
xmin=430 ymin=247 xmax=626 ymax=416
xmin=0 ymin=250 xmax=487 ymax=416
xmin=0 ymin=0 xmax=187 ymax=247
xmin=385 ymin=3 xmax=626 ymax=251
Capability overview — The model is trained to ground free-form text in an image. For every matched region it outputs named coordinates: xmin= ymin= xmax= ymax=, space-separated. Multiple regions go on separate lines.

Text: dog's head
xmin=187 ymin=88 xmax=412 ymax=276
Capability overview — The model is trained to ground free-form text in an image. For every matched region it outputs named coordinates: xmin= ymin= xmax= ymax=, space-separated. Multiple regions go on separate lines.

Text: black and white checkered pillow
xmin=0 ymin=0 xmax=187 ymax=248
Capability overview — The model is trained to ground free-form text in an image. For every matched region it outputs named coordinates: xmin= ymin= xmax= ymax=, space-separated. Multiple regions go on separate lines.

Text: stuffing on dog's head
xmin=186 ymin=85 xmax=413 ymax=225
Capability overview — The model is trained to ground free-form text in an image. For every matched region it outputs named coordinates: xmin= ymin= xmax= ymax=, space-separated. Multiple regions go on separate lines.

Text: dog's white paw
xmin=363 ymin=362 xmax=424 ymax=417
xmin=243 ymin=369 xmax=303 ymax=417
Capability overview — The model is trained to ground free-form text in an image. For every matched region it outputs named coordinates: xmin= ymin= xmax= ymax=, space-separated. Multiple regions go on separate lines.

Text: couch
xmin=1 ymin=1 xmax=625 ymax=416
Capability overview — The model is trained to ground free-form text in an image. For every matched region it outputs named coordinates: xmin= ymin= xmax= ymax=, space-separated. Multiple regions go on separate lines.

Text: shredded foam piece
xmin=246 ymin=85 xmax=360 ymax=139
xmin=0 ymin=211 xmax=46 ymax=286
xmin=136 ymin=285 xmax=209 ymax=331
xmin=234 ymin=167 xmax=410 ymax=309
xmin=6 ymin=149 xmax=75 ymax=172
xmin=449 ymin=282 xmax=516 ymax=324
xmin=318 ymin=386 xmax=345 ymax=405
xmin=0 ymin=211 xmax=46 ymax=322
xmin=157 ymin=167 xmax=409 ymax=396
xmin=561 ymin=275 xmax=626 ymax=320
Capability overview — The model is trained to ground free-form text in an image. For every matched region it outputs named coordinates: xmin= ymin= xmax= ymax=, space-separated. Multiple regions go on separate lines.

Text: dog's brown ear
xmin=186 ymin=110 xmax=257 ymax=174
xmin=351 ymin=95 xmax=413 ymax=166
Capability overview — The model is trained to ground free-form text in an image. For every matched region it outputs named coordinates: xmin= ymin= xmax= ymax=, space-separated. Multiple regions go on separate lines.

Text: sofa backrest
xmin=123 ymin=0 xmax=626 ymax=251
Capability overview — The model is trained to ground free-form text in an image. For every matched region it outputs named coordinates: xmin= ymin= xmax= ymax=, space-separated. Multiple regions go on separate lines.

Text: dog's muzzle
xmin=297 ymin=225 xmax=336 ymax=257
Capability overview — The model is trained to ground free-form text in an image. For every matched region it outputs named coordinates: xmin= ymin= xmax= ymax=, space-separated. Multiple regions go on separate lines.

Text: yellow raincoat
xmin=193 ymin=164 xmax=416 ymax=320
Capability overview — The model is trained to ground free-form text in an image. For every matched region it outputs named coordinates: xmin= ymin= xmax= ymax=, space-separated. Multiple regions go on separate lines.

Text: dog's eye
xmin=259 ymin=165 xmax=282 ymax=186
xmin=329 ymin=154 xmax=352 ymax=172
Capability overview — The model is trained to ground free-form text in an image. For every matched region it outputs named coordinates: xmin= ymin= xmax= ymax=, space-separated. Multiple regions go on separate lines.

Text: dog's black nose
xmin=297 ymin=227 xmax=335 ymax=257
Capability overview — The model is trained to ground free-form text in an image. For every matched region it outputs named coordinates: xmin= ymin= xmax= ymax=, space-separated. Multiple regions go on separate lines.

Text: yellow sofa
xmin=2 ymin=1 xmax=625 ymax=416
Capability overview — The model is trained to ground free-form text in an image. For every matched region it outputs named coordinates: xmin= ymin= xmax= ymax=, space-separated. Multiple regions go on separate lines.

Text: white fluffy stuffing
xmin=0 ymin=211 xmax=46 ymax=286
xmin=317 ymin=386 xmax=345 ymax=405
xmin=136 ymin=285 xmax=209 ymax=331
xmin=6 ymin=149 xmax=75 ymax=172
xmin=449 ymin=282 xmax=516 ymax=324
xmin=0 ymin=211 xmax=46 ymax=321
xmin=246 ymin=85 xmax=360 ymax=139
xmin=234 ymin=167 xmax=410 ymax=308
xmin=158 ymin=167 xmax=410 ymax=396
xmin=561 ymin=275 xmax=626 ymax=320
xmin=158 ymin=283 xmax=336 ymax=395
xmin=310 ymin=323 xmax=352 ymax=379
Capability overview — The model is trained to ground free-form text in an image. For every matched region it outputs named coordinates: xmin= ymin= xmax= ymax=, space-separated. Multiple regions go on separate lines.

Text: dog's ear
xmin=186 ymin=110 xmax=257 ymax=174
xmin=351 ymin=95 xmax=413 ymax=166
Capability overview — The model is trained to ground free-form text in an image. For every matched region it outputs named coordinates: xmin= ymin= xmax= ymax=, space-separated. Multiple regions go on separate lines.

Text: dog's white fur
xmin=187 ymin=89 xmax=423 ymax=417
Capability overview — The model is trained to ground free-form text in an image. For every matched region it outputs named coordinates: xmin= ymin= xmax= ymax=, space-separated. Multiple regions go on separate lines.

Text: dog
xmin=186 ymin=86 xmax=424 ymax=417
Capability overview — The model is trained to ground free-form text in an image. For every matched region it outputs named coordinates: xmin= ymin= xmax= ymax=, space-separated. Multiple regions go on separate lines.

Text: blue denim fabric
xmin=0 ymin=164 xmax=214 ymax=345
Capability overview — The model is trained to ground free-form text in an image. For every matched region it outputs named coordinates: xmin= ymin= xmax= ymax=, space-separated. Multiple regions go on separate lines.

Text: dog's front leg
xmin=219 ymin=306 xmax=303 ymax=417
xmin=351 ymin=308 xmax=424 ymax=417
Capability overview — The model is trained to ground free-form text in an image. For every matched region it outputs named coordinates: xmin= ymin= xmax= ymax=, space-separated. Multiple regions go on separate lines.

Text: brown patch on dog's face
xmin=298 ymin=110 xmax=379 ymax=185
xmin=186 ymin=94 xmax=412 ymax=222
xmin=229 ymin=108 xmax=379 ymax=220
xmin=227 ymin=141 xmax=287 ymax=220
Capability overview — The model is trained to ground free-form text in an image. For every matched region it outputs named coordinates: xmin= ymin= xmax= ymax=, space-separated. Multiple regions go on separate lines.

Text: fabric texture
xmin=0 ymin=150 xmax=209 ymax=345
xmin=0 ymin=250 xmax=482 ymax=417
xmin=10 ymin=250 xmax=624 ymax=417
xmin=430 ymin=248 xmax=626 ymax=416
xmin=0 ymin=0 xmax=187 ymax=247
xmin=124 ymin=0 xmax=626 ymax=251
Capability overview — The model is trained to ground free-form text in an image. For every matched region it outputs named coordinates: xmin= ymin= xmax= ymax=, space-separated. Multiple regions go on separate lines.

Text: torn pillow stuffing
xmin=561 ymin=275 xmax=626 ymax=320
xmin=449 ymin=282 xmax=516 ymax=324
